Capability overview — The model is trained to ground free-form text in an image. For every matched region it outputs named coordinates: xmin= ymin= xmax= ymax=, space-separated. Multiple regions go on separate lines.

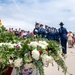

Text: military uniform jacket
xmin=59 ymin=27 xmax=68 ymax=41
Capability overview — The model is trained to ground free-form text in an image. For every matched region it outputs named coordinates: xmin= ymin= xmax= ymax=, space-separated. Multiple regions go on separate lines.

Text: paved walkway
xmin=11 ymin=46 xmax=75 ymax=75
xmin=44 ymin=46 xmax=75 ymax=75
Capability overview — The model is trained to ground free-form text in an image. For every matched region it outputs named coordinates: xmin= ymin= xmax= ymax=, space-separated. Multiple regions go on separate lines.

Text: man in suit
xmin=58 ymin=22 xmax=68 ymax=56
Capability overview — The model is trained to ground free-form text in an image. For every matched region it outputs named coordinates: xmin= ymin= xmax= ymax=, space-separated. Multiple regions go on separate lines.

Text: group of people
xmin=33 ymin=22 xmax=68 ymax=56
xmin=33 ymin=23 xmax=60 ymax=42
xmin=6 ymin=28 xmax=31 ymax=38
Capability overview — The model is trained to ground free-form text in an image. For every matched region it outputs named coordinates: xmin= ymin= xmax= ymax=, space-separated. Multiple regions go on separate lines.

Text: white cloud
xmin=2 ymin=18 xmax=33 ymax=31
xmin=69 ymin=17 xmax=75 ymax=21
xmin=0 ymin=0 xmax=75 ymax=32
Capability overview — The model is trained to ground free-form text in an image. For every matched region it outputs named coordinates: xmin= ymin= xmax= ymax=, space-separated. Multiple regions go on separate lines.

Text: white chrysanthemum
xmin=32 ymin=49 xmax=40 ymax=60
xmin=38 ymin=44 xmax=47 ymax=49
xmin=9 ymin=43 xmax=14 ymax=48
xmin=38 ymin=41 xmax=48 ymax=49
xmin=0 ymin=43 xmax=18 ymax=48
xmin=5 ymin=43 xmax=17 ymax=48
xmin=13 ymin=44 xmax=17 ymax=46
xmin=47 ymin=56 xmax=53 ymax=63
xmin=0 ymin=43 xmax=4 ymax=46
xmin=39 ymin=41 xmax=48 ymax=46
xmin=9 ymin=59 xmax=13 ymax=64
xmin=28 ymin=42 xmax=38 ymax=48
xmin=14 ymin=58 xmax=23 ymax=68
xmin=0 ymin=43 xmax=9 ymax=46
xmin=41 ymin=54 xmax=53 ymax=66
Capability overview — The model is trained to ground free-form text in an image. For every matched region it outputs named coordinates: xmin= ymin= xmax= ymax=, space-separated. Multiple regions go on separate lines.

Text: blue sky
xmin=0 ymin=0 xmax=75 ymax=32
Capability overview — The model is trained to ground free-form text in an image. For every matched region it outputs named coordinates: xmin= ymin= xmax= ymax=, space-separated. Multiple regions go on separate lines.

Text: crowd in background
xmin=5 ymin=22 xmax=75 ymax=49
xmin=6 ymin=28 xmax=31 ymax=38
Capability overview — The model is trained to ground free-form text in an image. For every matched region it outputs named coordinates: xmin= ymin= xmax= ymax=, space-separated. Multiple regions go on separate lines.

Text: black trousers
xmin=61 ymin=40 xmax=67 ymax=54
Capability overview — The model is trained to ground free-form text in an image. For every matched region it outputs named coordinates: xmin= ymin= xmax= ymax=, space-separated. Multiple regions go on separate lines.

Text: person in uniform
xmin=39 ymin=24 xmax=45 ymax=38
xmin=44 ymin=25 xmax=49 ymax=39
xmin=50 ymin=27 xmax=55 ymax=41
xmin=55 ymin=28 xmax=60 ymax=42
xmin=48 ymin=27 xmax=51 ymax=40
xmin=58 ymin=22 xmax=68 ymax=56
xmin=33 ymin=22 xmax=40 ymax=38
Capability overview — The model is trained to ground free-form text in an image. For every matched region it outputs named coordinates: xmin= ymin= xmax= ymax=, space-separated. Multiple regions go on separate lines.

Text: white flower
xmin=41 ymin=54 xmax=53 ymax=66
xmin=38 ymin=41 xmax=48 ymax=49
xmin=0 ymin=43 xmax=17 ymax=48
xmin=32 ymin=49 xmax=40 ymax=60
xmin=47 ymin=56 xmax=53 ymax=63
xmin=38 ymin=44 xmax=47 ymax=49
xmin=0 ymin=43 xmax=3 ymax=46
xmin=28 ymin=41 xmax=38 ymax=48
xmin=9 ymin=59 xmax=13 ymax=64
xmin=9 ymin=43 xmax=14 ymax=48
xmin=39 ymin=41 xmax=48 ymax=46
xmin=14 ymin=58 xmax=23 ymax=68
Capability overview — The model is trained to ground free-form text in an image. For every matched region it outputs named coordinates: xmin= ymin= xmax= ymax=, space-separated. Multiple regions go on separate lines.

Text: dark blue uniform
xmin=48 ymin=29 xmax=51 ymax=40
xmin=55 ymin=29 xmax=60 ymax=42
xmin=44 ymin=29 xmax=49 ymax=39
xmin=59 ymin=26 xmax=68 ymax=54
xmin=39 ymin=28 xmax=45 ymax=38
xmin=50 ymin=30 xmax=55 ymax=41
xmin=33 ymin=27 xmax=39 ymax=38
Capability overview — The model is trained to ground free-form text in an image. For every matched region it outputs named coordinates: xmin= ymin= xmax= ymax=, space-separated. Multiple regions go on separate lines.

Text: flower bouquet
xmin=0 ymin=25 xmax=67 ymax=75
